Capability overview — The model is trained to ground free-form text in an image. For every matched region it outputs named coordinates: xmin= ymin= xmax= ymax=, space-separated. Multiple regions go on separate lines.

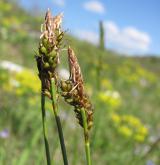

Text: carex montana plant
xmin=35 ymin=9 xmax=68 ymax=165
xmin=35 ymin=9 xmax=93 ymax=165
xmin=60 ymin=47 xmax=93 ymax=165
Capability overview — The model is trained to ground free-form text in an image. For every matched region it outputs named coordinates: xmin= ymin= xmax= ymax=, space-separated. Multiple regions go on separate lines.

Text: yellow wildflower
xmin=134 ymin=134 xmax=145 ymax=142
xmin=118 ymin=126 xmax=132 ymax=137
xmin=111 ymin=113 xmax=121 ymax=124
xmin=138 ymin=126 xmax=148 ymax=136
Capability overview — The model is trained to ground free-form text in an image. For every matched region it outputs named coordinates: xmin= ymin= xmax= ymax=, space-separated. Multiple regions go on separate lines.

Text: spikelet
xmin=60 ymin=47 xmax=93 ymax=130
xmin=36 ymin=9 xmax=64 ymax=96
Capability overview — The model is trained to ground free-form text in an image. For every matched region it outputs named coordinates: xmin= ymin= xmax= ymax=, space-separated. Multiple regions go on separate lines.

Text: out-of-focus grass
xmin=0 ymin=0 xmax=160 ymax=165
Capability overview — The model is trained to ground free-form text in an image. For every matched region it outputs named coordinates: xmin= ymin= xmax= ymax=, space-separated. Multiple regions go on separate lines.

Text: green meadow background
xmin=0 ymin=0 xmax=160 ymax=164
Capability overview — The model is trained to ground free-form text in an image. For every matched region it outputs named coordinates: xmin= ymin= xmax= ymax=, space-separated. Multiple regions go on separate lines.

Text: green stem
xmin=72 ymin=133 xmax=79 ymax=164
xmin=41 ymin=87 xmax=51 ymax=165
xmin=90 ymin=107 xmax=100 ymax=151
xmin=81 ymin=108 xmax=92 ymax=165
xmin=50 ymin=78 xmax=68 ymax=165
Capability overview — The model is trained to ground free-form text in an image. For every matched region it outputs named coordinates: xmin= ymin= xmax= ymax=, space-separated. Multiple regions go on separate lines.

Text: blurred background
xmin=0 ymin=0 xmax=160 ymax=164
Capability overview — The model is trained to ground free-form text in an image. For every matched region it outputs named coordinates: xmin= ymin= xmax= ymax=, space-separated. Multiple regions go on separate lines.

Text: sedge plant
xmin=35 ymin=9 xmax=93 ymax=165
xmin=60 ymin=47 xmax=93 ymax=165
xmin=35 ymin=10 xmax=68 ymax=165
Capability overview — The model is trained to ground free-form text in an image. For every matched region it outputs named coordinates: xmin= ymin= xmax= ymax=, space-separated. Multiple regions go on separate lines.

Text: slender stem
xmin=50 ymin=78 xmax=68 ymax=165
xmin=97 ymin=53 xmax=102 ymax=90
xmin=81 ymin=108 xmax=92 ymax=165
xmin=90 ymin=107 xmax=100 ymax=151
xmin=72 ymin=133 xmax=79 ymax=164
xmin=41 ymin=86 xmax=51 ymax=165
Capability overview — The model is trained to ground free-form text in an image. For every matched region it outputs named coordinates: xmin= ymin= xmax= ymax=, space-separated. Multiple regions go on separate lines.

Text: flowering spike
xmin=36 ymin=10 xmax=65 ymax=96
xmin=60 ymin=47 xmax=93 ymax=130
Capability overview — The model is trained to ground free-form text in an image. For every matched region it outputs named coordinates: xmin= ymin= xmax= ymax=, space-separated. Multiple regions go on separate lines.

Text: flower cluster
xmin=35 ymin=10 xmax=93 ymax=130
xmin=0 ymin=66 xmax=40 ymax=95
xmin=15 ymin=70 xmax=40 ymax=95
xmin=60 ymin=47 xmax=93 ymax=129
xmin=35 ymin=9 xmax=64 ymax=95
xmin=117 ymin=62 xmax=157 ymax=86
xmin=111 ymin=113 xmax=148 ymax=142
xmin=98 ymin=90 xmax=121 ymax=110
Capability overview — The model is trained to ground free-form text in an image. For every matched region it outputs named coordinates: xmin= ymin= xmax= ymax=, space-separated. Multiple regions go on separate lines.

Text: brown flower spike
xmin=36 ymin=9 xmax=64 ymax=95
xmin=60 ymin=47 xmax=93 ymax=130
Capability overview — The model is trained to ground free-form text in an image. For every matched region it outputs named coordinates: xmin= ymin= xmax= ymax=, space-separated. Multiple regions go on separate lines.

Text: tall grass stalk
xmin=81 ymin=108 xmax=92 ymax=165
xmin=92 ymin=21 xmax=105 ymax=150
xmin=50 ymin=78 xmax=68 ymax=165
xmin=41 ymin=85 xmax=51 ymax=165
xmin=97 ymin=21 xmax=105 ymax=90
